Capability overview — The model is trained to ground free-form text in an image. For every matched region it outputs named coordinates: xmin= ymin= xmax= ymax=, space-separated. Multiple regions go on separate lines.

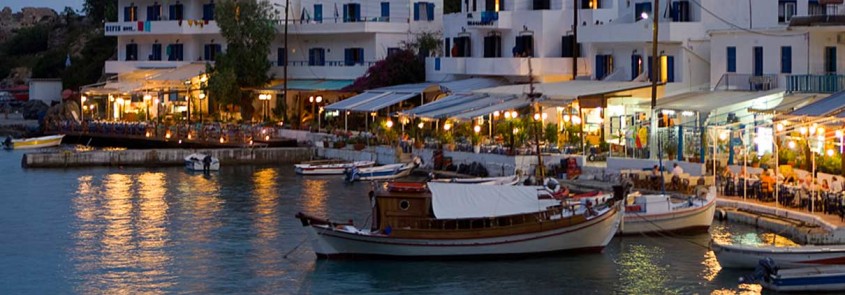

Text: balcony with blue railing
xmin=713 ymin=73 xmax=779 ymax=91
xmin=786 ymin=74 xmax=845 ymax=93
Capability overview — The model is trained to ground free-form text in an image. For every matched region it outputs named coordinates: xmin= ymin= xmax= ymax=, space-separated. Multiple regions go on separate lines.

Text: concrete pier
xmin=22 ymin=147 xmax=315 ymax=168
xmin=717 ymin=198 xmax=845 ymax=245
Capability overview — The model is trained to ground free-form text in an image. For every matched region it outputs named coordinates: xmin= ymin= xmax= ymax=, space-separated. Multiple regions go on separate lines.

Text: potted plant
xmin=440 ymin=132 xmax=455 ymax=151
xmin=353 ymin=136 xmax=366 ymax=150
xmin=471 ymin=131 xmax=482 ymax=153
xmin=544 ymin=123 xmax=559 ymax=153
xmin=663 ymin=141 xmax=678 ymax=160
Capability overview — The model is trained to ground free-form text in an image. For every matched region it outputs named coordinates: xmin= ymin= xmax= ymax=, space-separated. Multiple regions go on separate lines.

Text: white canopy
xmin=427 ymin=182 xmax=559 ymax=219
xmin=474 ymin=80 xmax=653 ymax=101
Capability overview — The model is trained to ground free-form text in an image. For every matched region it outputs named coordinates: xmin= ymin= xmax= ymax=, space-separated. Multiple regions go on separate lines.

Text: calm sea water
xmin=0 ymin=147 xmax=784 ymax=294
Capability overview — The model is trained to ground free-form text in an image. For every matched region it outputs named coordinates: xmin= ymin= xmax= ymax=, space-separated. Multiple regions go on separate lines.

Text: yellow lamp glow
xmin=220 ymin=137 xmax=225 ymax=143
xmin=265 ymin=135 xmax=270 ymax=141
xmin=563 ymin=114 xmax=570 ymax=122
xmin=493 ymin=111 xmax=500 ymax=117
xmin=818 ymin=127 xmax=825 ymax=135
xmin=386 ymin=120 xmax=394 ymax=128
xmin=799 ymin=127 xmax=807 ymax=135
xmin=166 ymin=131 xmax=172 ymax=139
xmin=444 ymin=123 xmax=452 ymax=131
xmin=418 ymin=122 xmax=424 ymax=129
xmin=718 ymin=131 xmax=728 ymax=141
xmin=828 ymin=149 xmax=835 ymax=157
xmin=776 ymin=123 xmax=784 ymax=132
xmin=533 ymin=113 xmax=541 ymax=121
xmin=571 ymin=116 xmax=582 ymax=125
xmin=788 ymin=141 xmax=796 ymax=149
xmin=837 ymin=130 xmax=844 ymax=138
xmin=513 ymin=127 xmax=519 ymax=134
xmin=473 ymin=125 xmax=481 ymax=133
xmin=504 ymin=111 xmax=511 ymax=119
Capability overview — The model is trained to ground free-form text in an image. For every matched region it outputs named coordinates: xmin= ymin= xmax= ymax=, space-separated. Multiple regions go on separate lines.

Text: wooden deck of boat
xmin=718 ymin=195 xmax=845 ymax=229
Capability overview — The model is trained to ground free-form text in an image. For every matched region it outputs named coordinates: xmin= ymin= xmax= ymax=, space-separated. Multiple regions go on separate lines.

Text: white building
xmin=98 ymin=0 xmax=443 ymax=123
xmin=426 ymin=0 xmax=589 ymax=82
xmin=105 ymin=0 xmax=443 ymax=80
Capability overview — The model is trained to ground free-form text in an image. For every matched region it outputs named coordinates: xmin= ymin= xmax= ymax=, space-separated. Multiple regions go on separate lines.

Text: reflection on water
xmin=615 ymin=244 xmax=676 ymax=294
xmin=0 ymin=150 xmax=801 ymax=294
xmin=710 ymin=221 xmax=798 ymax=247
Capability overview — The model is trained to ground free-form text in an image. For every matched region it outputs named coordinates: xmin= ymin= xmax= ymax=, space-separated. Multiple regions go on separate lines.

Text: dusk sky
xmin=4 ymin=0 xmax=85 ymax=13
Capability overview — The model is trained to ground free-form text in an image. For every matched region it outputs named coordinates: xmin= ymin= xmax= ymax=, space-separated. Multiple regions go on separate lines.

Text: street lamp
xmin=80 ymin=95 xmax=87 ymax=122
xmin=184 ymin=79 xmax=192 ymax=124
xmin=143 ymin=94 xmax=152 ymax=122
xmin=259 ymin=94 xmax=271 ymax=122
xmin=108 ymin=95 xmax=114 ymax=121
xmin=309 ymin=95 xmax=322 ymax=131
xmin=198 ymin=91 xmax=206 ymax=122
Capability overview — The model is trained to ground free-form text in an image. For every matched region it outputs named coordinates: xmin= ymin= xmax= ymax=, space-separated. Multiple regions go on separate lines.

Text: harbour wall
xmin=717 ymin=199 xmax=845 ymax=245
xmin=22 ymin=147 xmax=315 ymax=168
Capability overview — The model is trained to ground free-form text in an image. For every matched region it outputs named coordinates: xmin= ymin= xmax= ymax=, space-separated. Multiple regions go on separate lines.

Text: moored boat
xmin=295 ymin=160 xmax=375 ymax=175
xmin=3 ymin=134 xmax=64 ymax=150
xmin=431 ymin=175 xmax=521 ymax=186
xmin=184 ymin=153 xmax=220 ymax=171
xmin=344 ymin=157 xmax=421 ymax=182
xmin=712 ymin=241 xmax=845 ymax=269
xmin=295 ymin=182 xmax=622 ymax=258
xmin=620 ymin=186 xmax=717 ymax=235
xmin=741 ymin=258 xmax=845 ymax=292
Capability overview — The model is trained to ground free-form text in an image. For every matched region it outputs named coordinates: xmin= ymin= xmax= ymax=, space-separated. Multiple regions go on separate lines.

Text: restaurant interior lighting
xmin=788 ymin=141 xmax=796 ymax=149
xmin=828 ymin=149 xmax=835 ymax=157
xmin=386 ymin=119 xmax=394 ymax=128
xmin=473 ymin=125 xmax=481 ymax=133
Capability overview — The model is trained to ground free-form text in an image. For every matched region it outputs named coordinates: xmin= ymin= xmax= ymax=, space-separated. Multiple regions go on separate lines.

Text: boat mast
xmin=527 ymin=58 xmax=544 ymax=179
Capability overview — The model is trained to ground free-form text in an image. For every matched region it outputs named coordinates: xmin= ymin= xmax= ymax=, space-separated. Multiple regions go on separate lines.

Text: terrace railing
xmin=786 ymin=74 xmax=845 ymax=93
xmin=713 ymin=73 xmax=778 ymax=91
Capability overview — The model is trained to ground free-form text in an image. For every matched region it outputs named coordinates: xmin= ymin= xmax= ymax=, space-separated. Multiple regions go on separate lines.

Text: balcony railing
xmin=786 ymin=74 xmax=845 ymax=93
xmin=286 ymin=60 xmax=377 ymax=67
xmin=713 ymin=73 xmax=778 ymax=91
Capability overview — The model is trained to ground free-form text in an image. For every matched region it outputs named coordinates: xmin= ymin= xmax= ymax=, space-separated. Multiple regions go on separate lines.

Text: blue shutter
xmin=169 ymin=5 xmax=176 ymax=20
xmin=445 ymin=38 xmax=451 ymax=57
xmin=354 ymin=4 xmax=361 ymax=21
xmin=595 ymin=55 xmax=605 ymax=80
xmin=727 ymin=47 xmax=736 ymax=73
xmin=319 ymin=49 xmax=326 ymax=65
xmin=204 ymin=45 xmax=210 ymax=61
xmin=753 ymin=47 xmax=763 ymax=76
xmin=343 ymin=4 xmax=348 ymax=22
xmin=647 ymin=56 xmax=654 ymax=82
xmin=666 ymin=56 xmax=675 ymax=82
xmin=381 ymin=2 xmax=390 ymax=19
xmin=357 ymin=48 xmax=364 ymax=65
xmin=345 ymin=48 xmax=353 ymax=66
xmin=124 ymin=6 xmax=131 ymax=21
xmin=781 ymin=46 xmax=792 ymax=74
xmin=277 ymin=48 xmax=286 ymax=66
xmin=435 ymin=57 xmax=441 ymax=71
xmin=427 ymin=3 xmax=435 ymax=21
xmin=631 ymin=55 xmax=640 ymax=80
xmin=314 ymin=4 xmax=322 ymax=22
xmin=413 ymin=3 xmax=420 ymax=21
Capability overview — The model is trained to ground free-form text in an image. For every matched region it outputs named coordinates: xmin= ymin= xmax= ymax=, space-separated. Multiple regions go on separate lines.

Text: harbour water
xmin=0 ymin=148 xmax=786 ymax=294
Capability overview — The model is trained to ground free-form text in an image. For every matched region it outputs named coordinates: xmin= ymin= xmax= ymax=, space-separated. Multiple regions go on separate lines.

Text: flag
xmin=334 ymin=3 xmax=339 ymax=22
xmin=64 ymin=54 xmax=71 ymax=68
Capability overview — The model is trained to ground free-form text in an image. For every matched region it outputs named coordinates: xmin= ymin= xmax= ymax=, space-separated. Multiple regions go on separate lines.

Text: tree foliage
xmin=4 ymin=25 xmax=51 ymax=55
xmin=402 ymin=31 xmax=443 ymax=58
xmin=209 ymin=0 xmax=277 ymax=120
xmin=84 ymin=0 xmax=117 ymax=23
xmin=343 ymin=49 xmax=424 ymax=93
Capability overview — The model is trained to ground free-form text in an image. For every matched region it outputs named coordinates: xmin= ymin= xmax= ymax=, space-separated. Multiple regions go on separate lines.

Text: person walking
xmin=202 ymin=154 xmax=212 ymax=174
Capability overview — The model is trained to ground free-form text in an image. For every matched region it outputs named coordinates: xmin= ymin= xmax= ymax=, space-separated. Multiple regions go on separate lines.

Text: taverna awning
xmin=81 ymin=63 xmax=208 ymax=95
xmin=790 ymin=90 xmax=845 ymax=117
xmin=474 ymin=80 xmax=653 ymax=103
xmin=324 ymin=77 xmax=507 ymax=112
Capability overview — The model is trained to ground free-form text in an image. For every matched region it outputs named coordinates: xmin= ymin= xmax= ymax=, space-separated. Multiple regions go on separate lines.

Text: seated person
xmin=832 ymin=177 xmax=843 ymax=194
xmin=822 ymin=179 xmax=830 ymax=191
xmin=760 ymin=171 xmax=775 ymax=192
xmin=672 ymin=163 xmax=684 ymax=176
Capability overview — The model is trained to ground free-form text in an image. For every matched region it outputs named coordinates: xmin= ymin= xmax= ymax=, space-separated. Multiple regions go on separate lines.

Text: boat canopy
xmin=427 ymin=182 xmax=559 ymax=219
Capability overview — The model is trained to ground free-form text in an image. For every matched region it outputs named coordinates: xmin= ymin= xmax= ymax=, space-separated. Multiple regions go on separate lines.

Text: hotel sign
xmin=105 ymin=25 xmax=137 ymax=32
xmin=105 ymin=22 xmax=152 ymax=33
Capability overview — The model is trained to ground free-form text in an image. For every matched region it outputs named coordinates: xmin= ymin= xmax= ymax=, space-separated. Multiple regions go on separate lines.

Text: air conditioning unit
xmin=838 ymin=33 xmax=845 ymax=44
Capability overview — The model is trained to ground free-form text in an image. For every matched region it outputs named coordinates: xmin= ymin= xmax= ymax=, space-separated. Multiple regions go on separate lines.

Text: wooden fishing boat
xmin=184 ymin=153 xmax=220 ymax=171
xmin=740 ymin=258 xmax=845 ymax=292
xmin=712 ymin=241 xmax=845 ymax=269
xmin=295 ymin=182 xmax=622 ymax=258
xmin=2 ymin=134 xmax=64 ymax=150
xmin=344 ymin=157 xmax=421 ymax=182
xmin=295 ymin=160 xmax=375 ymax=175
xmin=620 ymin=186 xmax=717 ymax=234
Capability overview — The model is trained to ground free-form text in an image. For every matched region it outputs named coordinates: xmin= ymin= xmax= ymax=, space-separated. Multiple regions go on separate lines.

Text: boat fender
xmin=716 ymin=209 xmax=727 ymax=221
xmin=384 ymin=225 xmax=392 ymax=235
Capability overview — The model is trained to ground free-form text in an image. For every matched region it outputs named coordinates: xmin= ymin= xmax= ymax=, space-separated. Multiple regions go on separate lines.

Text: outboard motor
xmin=739 ymin=258 xmax=779 ymax=284
xmin=344 ymin=167 xmax=357 ymax=183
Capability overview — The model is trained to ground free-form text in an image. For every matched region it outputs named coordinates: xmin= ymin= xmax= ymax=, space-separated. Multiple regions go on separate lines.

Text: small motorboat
xmin=620 ymin=186 xmax=717 ymax=235
xmin=184 ymin=153 xmax=220 ymax=171
xmin=741 ymin=258 xmax=845 ymax=292
xmin=295 ymin=182 xmax=622 ymax=258
xmin=712 ymin=240 xmax=845 ymax=269
xmin=344 ymin=157 xmax=421 ymax=182
xmin=430 ymin=175 xmax=521 ymax=186
xmin=295 ymin=160 xmax=375 ymax=175
xmin=3 ymin=134 xmax=64 ymax=150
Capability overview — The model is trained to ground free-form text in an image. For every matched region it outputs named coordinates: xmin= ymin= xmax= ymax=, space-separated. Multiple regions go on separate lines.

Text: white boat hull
xmin=302 ymin=206 xmax=621 ymax=258
xmin=622 ymin=198 xmax=716 ymax=235
xmin=712 ymin=242 xmax=845 ymax=269
xmin=4 ymin=135 xmax=64 ymax=150
xmin=295 ymin=161 xmax=375 ymax=175
xmin=184 ymin=154 xmax=220 ymax=171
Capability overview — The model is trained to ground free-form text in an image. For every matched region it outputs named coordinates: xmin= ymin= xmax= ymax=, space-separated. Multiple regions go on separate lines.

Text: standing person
xmin=202 ymin=154 xmax=212 ymax=174
xmin=832 ymin=177 xmax=843 ymax=194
